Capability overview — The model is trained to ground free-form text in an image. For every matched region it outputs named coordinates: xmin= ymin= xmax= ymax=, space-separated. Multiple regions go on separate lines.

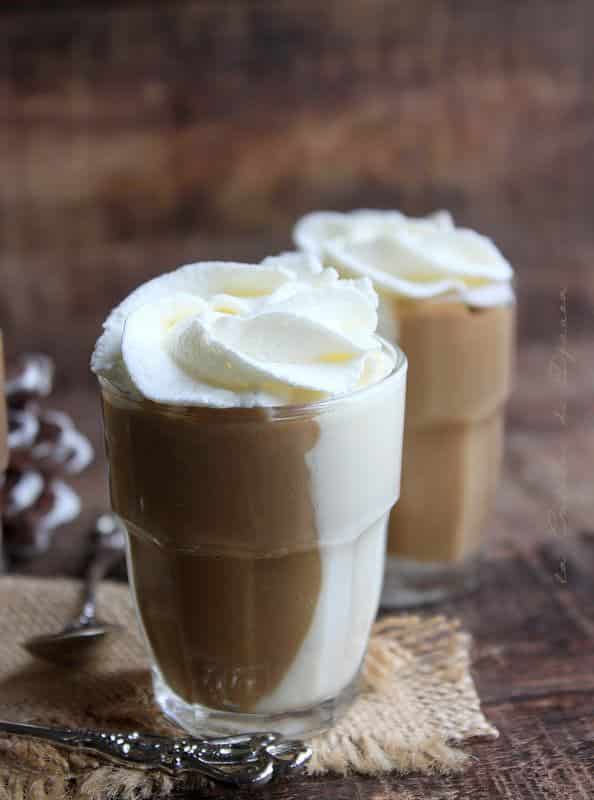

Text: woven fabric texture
xmin=0 ymin=577 xmax=497 ymax=799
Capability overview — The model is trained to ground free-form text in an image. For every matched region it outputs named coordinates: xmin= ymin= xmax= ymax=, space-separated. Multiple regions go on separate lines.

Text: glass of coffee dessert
xmin=294 ymin=211 xmax=515 ymax=606
xmin=92 ymin=253 xmax=407 ymax=736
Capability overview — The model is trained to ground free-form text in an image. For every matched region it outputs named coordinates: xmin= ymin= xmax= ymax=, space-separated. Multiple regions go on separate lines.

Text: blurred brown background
xmin=2 ymin=0 xmax=593 ymax=377
xmin=1 ymin=1 xmax=593 ymax=547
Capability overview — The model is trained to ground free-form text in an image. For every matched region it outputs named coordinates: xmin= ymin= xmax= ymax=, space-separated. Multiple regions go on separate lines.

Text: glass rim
xmin=98 ymin=337 xmax=407 ymax=421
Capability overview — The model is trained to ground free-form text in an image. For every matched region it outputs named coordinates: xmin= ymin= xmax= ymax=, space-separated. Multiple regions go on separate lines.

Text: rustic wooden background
xmin=1 ymin=3 xmax=593 ymax=798
xmin=1 ymin=0 xmax=593 ymax=384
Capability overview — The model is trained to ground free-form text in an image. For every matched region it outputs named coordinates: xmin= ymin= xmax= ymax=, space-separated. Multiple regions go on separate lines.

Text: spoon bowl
xmin=24 ymin=621 xmax=123 ymax=664
xmin=22 ymin=513 xmax=126 ymax=664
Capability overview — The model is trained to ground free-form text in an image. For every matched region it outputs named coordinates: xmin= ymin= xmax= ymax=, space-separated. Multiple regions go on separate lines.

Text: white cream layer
xmin=92 ymin=253 xmax=393 ymax=407
xmin=294 ymin=210 xmax=514 ymax=307
xmin=255 ymin=516 xmax=387 ymax=715
xmin=256 ymin=359 xmax=406 ymax=713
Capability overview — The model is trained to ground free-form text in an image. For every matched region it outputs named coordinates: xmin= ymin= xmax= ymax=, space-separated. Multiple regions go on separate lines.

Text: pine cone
xmin=1 ymin=354 xmax=94 ymax=560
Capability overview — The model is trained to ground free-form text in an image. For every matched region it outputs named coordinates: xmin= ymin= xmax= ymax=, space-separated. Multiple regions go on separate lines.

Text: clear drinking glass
xmin=99 ymin=342 xmax=406 ymax=737
xmin=380 ymin=299 xmax=515 ymax=607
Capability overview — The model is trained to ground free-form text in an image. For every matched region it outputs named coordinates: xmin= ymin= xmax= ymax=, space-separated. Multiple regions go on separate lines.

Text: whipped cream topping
xmin=294 ymin=210 xmax=514 ymax=307
xmin=92 ymin=253 xmax=393 ymax=407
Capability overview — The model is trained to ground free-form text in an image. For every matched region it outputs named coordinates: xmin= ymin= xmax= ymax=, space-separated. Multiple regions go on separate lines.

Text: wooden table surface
xmin=8 ymin=263 xmax=592 ymax=799
xmin=1 ymin=2 xmax=593 ymax=795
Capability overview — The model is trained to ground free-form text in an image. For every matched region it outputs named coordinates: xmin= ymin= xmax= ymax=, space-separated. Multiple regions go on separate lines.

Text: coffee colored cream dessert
xmin=93 ymin=253 xmax=406 ymax=734
xmin=295 ymin=211 xmax=515 ymax=605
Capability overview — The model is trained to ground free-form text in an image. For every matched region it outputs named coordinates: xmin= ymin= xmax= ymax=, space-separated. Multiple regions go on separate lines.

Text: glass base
xmin=153 ymin=667 xmax=360 ymax=738
xmin=381 ymin=554 xmax=480 ymax=608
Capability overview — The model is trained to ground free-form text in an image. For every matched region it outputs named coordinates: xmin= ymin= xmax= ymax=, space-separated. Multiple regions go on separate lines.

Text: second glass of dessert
xmin=93 ymin=253 xmax=407 ymax=736
xmin=295 ymin=210 xmax=515 ymax=606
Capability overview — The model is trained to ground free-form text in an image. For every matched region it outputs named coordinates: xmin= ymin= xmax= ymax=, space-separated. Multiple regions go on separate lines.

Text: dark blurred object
xmin=1 ymin=354 xmax=94 ymax=560
xmin=0 ymin=333 xmax=9 ymax=572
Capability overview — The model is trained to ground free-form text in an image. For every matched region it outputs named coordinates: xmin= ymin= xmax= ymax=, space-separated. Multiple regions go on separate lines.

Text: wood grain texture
xmin=2 ymin=0 xmax=593 ymax=240
xmin=1 ymin=0 xmax=594 ymax=383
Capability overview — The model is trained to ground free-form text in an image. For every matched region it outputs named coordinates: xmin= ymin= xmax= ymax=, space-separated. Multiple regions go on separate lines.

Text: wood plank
xmin=1 ymin=0 xmax=594 ymax=375
xmin=1 ymin=0 xmax=593 ymax=248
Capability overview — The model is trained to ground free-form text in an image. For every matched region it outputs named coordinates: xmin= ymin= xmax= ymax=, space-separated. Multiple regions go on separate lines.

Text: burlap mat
xmin=0 ymin=577 xmax=497 ymax=798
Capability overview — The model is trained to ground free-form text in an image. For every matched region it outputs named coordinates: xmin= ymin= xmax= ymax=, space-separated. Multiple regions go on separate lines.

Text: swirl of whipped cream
xmin=91 ymin=253 xmax=393 ymax=407
xmin=294 ymin=210 xmax=514 ymax=307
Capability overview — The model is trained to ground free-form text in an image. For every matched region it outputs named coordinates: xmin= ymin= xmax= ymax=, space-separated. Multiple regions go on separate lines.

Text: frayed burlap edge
xmin=308 ymin=615 xmax=498 ymax=776
xmin=0 ymin=579 xmax=497 ymax=798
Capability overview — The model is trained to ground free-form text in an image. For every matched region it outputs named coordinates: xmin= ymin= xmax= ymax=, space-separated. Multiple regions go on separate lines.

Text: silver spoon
xmin=0 ymin=720 xmax=312 ymax=786
xmin=23 ymin=513 xmax=126 ymax=662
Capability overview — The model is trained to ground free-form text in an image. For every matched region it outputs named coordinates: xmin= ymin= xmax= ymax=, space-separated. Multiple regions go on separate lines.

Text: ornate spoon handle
xmin=0 ymin=720 xmax=311 ymax=787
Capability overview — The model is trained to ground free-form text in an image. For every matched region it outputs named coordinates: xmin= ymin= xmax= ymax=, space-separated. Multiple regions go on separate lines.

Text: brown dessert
xmin=93 ymin=253 xmax=407 ymax=734
xmin=386 ymin=299 xmax=515 ymax=562
xmin=103 ymin=392 xmax=322 ymax=711
xmin=101 ymin=360 xmax=405 ymax=716
xmin=292 ymin=208 xmax=515 ymax=605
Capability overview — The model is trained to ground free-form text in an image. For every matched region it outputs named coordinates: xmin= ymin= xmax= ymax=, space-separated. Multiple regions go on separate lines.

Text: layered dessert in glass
xmin=295 ymin=211 xmax=515 ymax=606
xmin=92 ymin=253 xmax=406 ymax=735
